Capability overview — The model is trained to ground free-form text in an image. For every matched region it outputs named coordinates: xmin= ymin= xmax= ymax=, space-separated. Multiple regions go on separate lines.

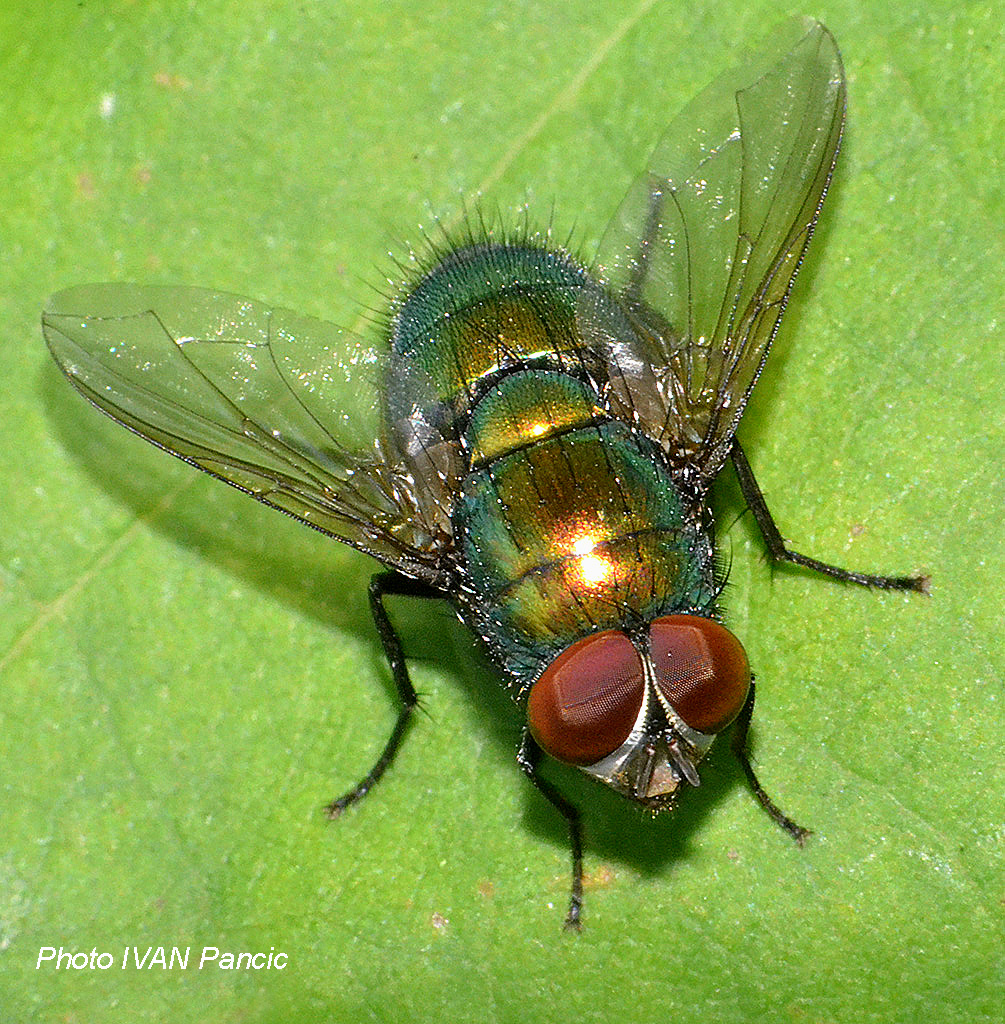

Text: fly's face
xmin=527 ymin=616 xmax=750 ymax=807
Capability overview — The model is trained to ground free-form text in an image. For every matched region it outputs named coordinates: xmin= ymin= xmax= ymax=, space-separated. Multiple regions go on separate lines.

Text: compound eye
xmin=648 ymin=615 xmax=750 ymax=734
xmin=527 ymin=630 xmax=644 ymax=766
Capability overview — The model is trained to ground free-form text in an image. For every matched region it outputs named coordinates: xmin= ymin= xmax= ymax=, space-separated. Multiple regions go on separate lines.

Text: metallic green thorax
xmin=388 ymin=241 xmax=718 ymax=695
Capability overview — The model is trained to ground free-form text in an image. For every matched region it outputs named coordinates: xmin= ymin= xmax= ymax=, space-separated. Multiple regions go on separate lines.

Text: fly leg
xmin=731 ymin=439 xmax=929 ymax=591
xmin=731 ymin=681 xmax=810 ymax=845
xmin=325 ymin=571 xmax=441 ymax=818
xmin=517 ymin=731 xmax=584 ymax=931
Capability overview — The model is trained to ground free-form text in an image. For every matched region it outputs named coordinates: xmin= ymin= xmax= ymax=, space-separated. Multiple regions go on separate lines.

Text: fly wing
xmin=593 ymin=18 xmax=845 ymax=486
xmin=43 ymin=284 xmax=447 ymax=582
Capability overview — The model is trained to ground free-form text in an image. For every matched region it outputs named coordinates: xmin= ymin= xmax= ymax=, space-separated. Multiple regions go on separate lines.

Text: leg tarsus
xmin=517 ymin=732 xmax=584 ymax=931
xmin=730 ymin=439 xmax=929 ymax=593
xmin=324 ymin=571 xmax=440 ymax=818
xmin=731 ymin=682 xmax=811 ymax=847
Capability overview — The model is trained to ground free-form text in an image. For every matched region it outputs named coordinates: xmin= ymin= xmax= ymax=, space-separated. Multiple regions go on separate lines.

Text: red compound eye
xmin=648 ymin=615 xmax=750 ymax=734
xmin=527 ymin=630 xmax=644 ymax=766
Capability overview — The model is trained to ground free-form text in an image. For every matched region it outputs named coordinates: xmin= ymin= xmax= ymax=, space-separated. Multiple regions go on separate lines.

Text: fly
xmin=43 ymin=18 xmax=927 ymax=929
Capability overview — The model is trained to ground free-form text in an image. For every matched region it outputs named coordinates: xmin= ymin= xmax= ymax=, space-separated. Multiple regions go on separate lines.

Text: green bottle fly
xmin=42 ymin=20 xmax=926 ymax=928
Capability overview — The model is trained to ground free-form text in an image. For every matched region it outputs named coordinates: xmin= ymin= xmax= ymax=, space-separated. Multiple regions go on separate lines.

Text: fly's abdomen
xmin=387 ymin=242 xmax=596 ymax=424
xmin=388 ymin=241 xmax=717 ymax=687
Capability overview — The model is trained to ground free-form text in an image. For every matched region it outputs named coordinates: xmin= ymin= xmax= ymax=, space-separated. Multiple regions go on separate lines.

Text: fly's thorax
xmin=526 ymin=616 xmax=751 ymax=807
xmin=455 ymin=419 xmax=718 ymax=683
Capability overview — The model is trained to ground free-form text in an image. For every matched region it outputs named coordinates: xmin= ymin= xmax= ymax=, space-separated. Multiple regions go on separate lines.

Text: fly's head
xmin=526 ymin=616 xmax=750 ymax=809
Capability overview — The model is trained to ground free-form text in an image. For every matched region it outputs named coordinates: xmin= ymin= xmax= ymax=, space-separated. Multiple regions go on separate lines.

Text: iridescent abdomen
xmin=388 ymin=241 xmax=718 ymax=692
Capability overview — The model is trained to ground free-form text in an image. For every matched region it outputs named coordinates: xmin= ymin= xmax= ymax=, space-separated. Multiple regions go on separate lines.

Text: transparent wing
xmin=43 ymin=284 xmax=447 ymax=582
xmin=594 ymin=18 xmax=845 ymax=485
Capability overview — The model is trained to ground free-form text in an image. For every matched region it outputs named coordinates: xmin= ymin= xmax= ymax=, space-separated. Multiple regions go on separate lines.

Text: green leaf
xmin=3 ymin=1 xmax=1001 ymax=1021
